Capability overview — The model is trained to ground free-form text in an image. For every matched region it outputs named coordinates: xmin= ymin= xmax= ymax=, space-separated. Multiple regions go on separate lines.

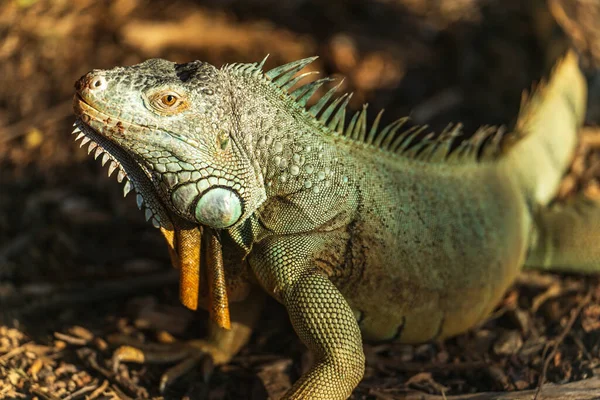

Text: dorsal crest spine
xmin=229 ymin=56 xmax=509 ymax=164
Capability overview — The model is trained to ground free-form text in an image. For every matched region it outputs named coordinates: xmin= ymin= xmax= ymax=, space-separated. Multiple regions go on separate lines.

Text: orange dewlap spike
xmin=159 ymin=227 xmax=179 ymax=269
xmin=176 ymin=227 xmax=202 ymax=311
xmin=207 ymin=232 xmax=231 ymax=330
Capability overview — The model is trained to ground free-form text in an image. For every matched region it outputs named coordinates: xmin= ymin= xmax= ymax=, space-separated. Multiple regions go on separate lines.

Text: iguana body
xmin=72 ymin=50 xmax=591 ymax=399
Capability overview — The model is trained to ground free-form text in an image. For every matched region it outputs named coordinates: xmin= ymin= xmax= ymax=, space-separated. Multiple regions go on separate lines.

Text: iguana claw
xmin=111 ymin=340 xmax=215 ymax=393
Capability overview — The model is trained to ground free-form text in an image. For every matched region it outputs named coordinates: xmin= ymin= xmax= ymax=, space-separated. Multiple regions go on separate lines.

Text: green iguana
xmin=72 ymin=50 xmax=592 ymax=399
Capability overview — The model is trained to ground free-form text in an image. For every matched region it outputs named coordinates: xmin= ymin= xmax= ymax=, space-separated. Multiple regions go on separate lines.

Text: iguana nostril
xmin=89 ymin=76 xmax=107 ymax=91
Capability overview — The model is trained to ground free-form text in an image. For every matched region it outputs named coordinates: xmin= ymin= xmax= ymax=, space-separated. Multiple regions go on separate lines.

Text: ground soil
xmin=0 ymin=0 xmax=599 ymax=399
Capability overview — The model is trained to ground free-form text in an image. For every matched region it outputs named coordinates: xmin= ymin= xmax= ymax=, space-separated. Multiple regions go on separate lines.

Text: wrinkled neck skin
xmin=226 ymin=73 xmax=358 ymax=241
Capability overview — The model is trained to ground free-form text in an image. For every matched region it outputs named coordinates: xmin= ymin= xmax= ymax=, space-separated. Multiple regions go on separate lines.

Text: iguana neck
xmin=229 ymin=75 xmax=351 ymax=202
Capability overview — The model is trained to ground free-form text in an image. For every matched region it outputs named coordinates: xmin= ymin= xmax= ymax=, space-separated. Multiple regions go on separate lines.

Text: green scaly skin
xmin=72 ymin=50 xmax=592 ymax=399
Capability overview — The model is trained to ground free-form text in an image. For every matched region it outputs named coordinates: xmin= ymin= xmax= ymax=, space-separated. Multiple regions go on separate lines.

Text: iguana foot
xmin=112 ymin=338 xmax=228 ymax=392
xmin=110 ymin=292 xmax=263 ymax=393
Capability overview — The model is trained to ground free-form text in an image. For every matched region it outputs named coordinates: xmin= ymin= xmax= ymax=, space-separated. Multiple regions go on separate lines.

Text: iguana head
xmin=73 ymin=58 xmax=267 ymax=230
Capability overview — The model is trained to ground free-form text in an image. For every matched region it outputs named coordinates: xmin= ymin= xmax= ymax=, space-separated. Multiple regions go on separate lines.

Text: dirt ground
xmin=1 ymin=0 xmax=600 ymax=399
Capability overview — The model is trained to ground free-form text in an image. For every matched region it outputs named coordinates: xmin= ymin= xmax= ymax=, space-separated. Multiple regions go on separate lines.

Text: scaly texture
xmin=71 ymin=50 xmax=591 ymax=399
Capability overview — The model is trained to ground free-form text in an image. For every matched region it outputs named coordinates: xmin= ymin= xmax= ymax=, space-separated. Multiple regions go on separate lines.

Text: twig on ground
xmin=87 ymin=379 xmax=110 ymax=400
xmin=533 ymin=289 xmax=593 ymax=400
xmin=61 ymin=383 xmax=98 ymax=400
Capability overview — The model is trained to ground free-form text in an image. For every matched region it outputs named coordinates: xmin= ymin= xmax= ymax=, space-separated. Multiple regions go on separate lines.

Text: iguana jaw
xmin=73 ymin=95 xmax=174 ymax=231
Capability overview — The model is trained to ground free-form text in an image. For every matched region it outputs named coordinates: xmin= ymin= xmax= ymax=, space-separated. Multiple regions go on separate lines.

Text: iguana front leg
xmin=251 ymin=235 xmax=365 ymax=400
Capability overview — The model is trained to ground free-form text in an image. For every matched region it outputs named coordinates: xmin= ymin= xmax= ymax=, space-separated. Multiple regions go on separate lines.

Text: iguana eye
xmin=148 ymin=91 xmax=188 ymax=115
xmin=162 ymin=94 xmax=177 ymax=106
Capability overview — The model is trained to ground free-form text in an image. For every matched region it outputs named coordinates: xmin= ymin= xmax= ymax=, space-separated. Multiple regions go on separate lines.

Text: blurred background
xmin=0 ymin=0 xmax=599 ymax=399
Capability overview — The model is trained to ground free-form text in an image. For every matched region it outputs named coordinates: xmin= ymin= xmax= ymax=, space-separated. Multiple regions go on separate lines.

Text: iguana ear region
xmin=195 ymin=187 xmax=242 ymax=228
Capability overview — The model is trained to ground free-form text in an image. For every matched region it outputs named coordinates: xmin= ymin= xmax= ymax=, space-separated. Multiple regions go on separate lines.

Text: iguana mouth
xmin=73 ymin=95 xmax=174 ymax=230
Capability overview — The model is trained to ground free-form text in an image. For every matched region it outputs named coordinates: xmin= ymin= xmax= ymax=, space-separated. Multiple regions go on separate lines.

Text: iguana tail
xmin=526 ymin=195 xmax=600 ymax=273
xmin=502 ymin=50 xmax=587 ymax=207
xmin=503 ymin=50 xmax=600 ymax=273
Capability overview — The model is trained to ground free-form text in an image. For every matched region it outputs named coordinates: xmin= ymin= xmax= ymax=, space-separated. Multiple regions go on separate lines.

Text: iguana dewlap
xmin=71 ymin=50 xmax=593 ymax=399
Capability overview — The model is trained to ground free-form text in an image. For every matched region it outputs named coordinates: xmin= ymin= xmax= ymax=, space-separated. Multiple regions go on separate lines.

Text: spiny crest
xmin=514 ymin=50 xmax=579 ymax=137
xmin=235 ymin=56 xmax=509 ymax=163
